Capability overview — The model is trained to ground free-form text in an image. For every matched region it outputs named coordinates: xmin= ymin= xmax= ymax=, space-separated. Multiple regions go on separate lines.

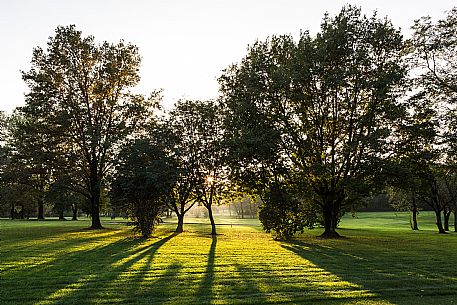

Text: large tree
xmin=220 ymin=6 xmax=407 ymax=238
xmin=21 ymin=25 xmax=157 ymax=229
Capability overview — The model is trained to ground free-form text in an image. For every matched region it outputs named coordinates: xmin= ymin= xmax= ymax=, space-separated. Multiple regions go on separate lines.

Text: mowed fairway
xmin=1 ymin=213 xmax=457 ymax=305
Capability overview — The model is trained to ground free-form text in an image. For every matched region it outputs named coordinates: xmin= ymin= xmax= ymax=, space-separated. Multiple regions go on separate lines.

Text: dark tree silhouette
xmin=220 ymin=6 xmax=407 ymax=238
xmin=21 ymin=25 xmax=158 ymax=229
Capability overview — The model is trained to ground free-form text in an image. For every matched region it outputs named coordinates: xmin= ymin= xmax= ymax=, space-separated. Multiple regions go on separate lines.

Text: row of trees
xmin=1 ymin=6 xmax=456 ymax=239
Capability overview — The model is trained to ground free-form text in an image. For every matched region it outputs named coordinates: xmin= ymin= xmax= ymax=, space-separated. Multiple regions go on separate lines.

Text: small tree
xmin=111 ymin=139 xmax=175 ymax=238
xmin=170 ymin=100 xmax=226 ymax=235
xmin=6 ymin=112 xmax=59 ymax=219
xmin=158 ymin=102 xmax=202 ymax=233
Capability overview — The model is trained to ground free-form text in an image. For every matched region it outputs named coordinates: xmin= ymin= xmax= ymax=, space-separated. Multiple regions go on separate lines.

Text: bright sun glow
xmin=1 ymin=0 xmax=456 ymax=113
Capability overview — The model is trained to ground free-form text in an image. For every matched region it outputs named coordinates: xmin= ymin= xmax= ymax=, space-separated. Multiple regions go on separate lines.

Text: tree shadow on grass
xmin=127 ymin=262 xmax=183 ymax=305
xmin=191 ymin=236 xmax=270 ymax=305
xmin=193 ymin=235 xmax=217 ymax=304
xmin=55 ymin=232 xmax=178 ymax=304
xmin=1 ymin=229 xmax=127 ymax=270
xmin=1 ymin=231 xmax=177 ymax=305
xmin=281 ymin=238 xmax=457 ymax=304
xmin=228 ymin=263 xmax=271 ymax=304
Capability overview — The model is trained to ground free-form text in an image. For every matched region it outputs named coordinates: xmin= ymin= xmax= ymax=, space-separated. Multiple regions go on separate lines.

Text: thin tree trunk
xmin=454 ymin=211 xmax=457 ymax=233
xmin=11 ymin=203 xmax=15 ymax=219
xmin=434 ymin=210 xmax=446 ymax=234
xmin=208 ymin=205 xmax=216 ymax=235
xmin=71 ymin=204 xmax=78 ymax=221
xmin=37 ymin=198 xmax=44 ymax=220
xmin=207 ymin=184 xmax=217 ymax=235
xmin=444 ymin=209 xmax=451 ymax=231
xmin=411 ymin=199 xmax=419 ymax=230
xmin=89 ymin=172 xmax=103 ymax=229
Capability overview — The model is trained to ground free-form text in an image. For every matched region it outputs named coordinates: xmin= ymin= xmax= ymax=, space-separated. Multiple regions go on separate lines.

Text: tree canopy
xmin=20 ymin=25 xmax=159 ymax=228
xmin=220 ymin=5 xmax=407 ymax=238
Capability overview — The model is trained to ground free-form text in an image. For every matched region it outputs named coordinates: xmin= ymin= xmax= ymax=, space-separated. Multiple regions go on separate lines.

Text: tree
xmin=442 ymin=167 xmax=457 ymax=232
xmin=45 ymin=179 xmax=87 ymax=220
xmin=111 ymin=139 xmax=175 ymax=238
xmin=387 ymin=91 xmax=439 ymax=231
xmin=5 ymin=112 xmax=59 ymax=219
xmin=408 ymin=7 xmax=457 ymax=233
xmin=410 ymin=7 xmax=457 ymax=100
xmin=21 ymin=25 xmax=158 ymax=229
xmin=160 ymin=101 xmax=202 ymax=233
xmin=220 ymin=6 xmax=407 ymax=238
xmin=165 ymin=99 xmax=226 ymax=235
xmin=230 ymin=195 xmax=259 ymax=219
xmin=191 ymin=100 xmax=226 ymax=235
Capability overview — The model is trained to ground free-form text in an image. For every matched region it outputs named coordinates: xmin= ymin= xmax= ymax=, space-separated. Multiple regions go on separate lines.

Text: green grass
xmin=1 ymin=212 xmax=457 ymax=304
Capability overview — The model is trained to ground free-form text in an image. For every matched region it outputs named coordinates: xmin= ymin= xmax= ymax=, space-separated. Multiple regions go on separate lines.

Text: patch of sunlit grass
xmin=2 ymin=213 xmax=457 ymax=304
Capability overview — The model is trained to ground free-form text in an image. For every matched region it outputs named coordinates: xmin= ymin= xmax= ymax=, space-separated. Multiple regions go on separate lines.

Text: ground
xmin=1 ymin=212 xmax=457 ymax=304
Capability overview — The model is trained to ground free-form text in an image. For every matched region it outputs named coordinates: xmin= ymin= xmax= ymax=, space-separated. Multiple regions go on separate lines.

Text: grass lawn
xmin=1 ymin=212 xmax=457 ymax=304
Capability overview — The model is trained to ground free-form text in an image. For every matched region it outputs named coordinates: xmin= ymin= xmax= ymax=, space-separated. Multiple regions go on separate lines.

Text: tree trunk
xmin=454 ymin=211 xmax=457 ymax=233
xmin=90 ymin=192 xmax=103 ymax=228
xmin=434 ymin=210 xmax=446 ymax=234
xmin=11 ymin=203 xmax=15 ymax=219
xmin=207 ymin=205 xmax=217 ymax=235
xmin=321 ymin=204 xmax=341 ymax=238
xmin=316 ymin=183 xmax=344 ymax=238
xmin=71 ymin=204 xmax=78 ymax=221
xmin=176 ymin=213 xmax=184 ymax=233
xmin=89 ymin=171 xmax=103 ymax=229
xmin=411 ymin=200 xmax=419 ymax=230
xmin=59 ymin=210 xmax=66 ymax=220
xmin=37 ymin=198 xmax=45 ymax=220
xmin=444 ymin=209 xmax=451 ymax=231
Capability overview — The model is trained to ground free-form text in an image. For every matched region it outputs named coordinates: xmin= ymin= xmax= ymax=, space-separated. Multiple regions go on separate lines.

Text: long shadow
xmin=55 ymin=232 xmax=178 ymax=304
xmin=1 ymin=232 xmax=177 ymax=305
xmin=230 ymin=263 xmax=270 ymax=304
xmin=193 ymin=235 xmax=217 ymax=304
xmin=2 ymin=229 xmax=127 ymax=272
xmin=281 ymin=238 xmax=457 ymax=304
xmin=130 ymin=262 xmax=183 ymax=304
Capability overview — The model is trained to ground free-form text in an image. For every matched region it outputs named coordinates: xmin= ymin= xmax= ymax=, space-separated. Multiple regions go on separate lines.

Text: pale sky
xmin=0 ymin=0 xmax=455 ymax=113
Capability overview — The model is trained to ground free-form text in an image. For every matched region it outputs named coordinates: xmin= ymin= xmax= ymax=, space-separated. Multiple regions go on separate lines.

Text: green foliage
xmin=258 ymin=186 xmax=318 ymax=240
xmin=111 ymin=139 xmax=175 ymax=238
xmin=399 ymin=8 xmax=457 ymax=233
xmin=20 ymin=25 xmax=159 ymax=228
xmin=221 ymin=5 xmax=407 ymax=238
xmin=410 ymin=7 xmax=457 ymax=98
xmin=166 ymin=99 xmax=226 ymax=235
